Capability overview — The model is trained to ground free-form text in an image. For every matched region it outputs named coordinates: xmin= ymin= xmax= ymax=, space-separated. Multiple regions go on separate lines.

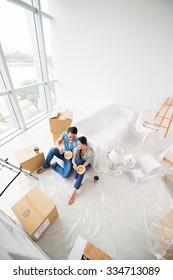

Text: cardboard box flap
xmin=49 ymin=110 xmax=73 ymax=134
xmin=15 ymin=143 xmax=42 ymax=163
xmin=63 ymin=110 xmax=73 ymax=120
xmin=50 ymin=110 xmax=73 ymax=120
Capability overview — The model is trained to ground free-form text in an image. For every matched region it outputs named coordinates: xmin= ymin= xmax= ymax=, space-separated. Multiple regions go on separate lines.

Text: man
xmin=37 ymin=126 xmax=78 ymax=178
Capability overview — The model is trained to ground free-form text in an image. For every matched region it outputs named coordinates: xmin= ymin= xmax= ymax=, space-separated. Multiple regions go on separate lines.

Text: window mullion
xmin=0 ymin=43 xmax=26 ymax=130
xmin=33 ymin=0 xmax=53 ymax=112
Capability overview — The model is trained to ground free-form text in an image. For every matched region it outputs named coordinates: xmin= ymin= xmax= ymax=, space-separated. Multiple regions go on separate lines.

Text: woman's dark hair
xmin=78 ymin=136 xmax=87 ymax=145
xmin=68 ymin=126 xmax=78 ymax=134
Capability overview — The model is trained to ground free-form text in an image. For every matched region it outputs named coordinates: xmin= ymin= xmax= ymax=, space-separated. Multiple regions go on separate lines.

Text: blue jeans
xmin=43 ymin=147 xmax=72 ymax=178
xmin=74 ymin=159 xmax=90 ymax=189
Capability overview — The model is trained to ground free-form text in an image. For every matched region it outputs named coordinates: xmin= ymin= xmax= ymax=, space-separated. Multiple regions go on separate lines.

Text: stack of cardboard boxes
xmin=49 ymin=110 xmax=73 ymax=143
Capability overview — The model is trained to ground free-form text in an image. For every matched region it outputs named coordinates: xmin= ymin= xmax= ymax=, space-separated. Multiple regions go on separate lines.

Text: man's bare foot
xmin=37 ymin=163 xmax=56 ymax=174
xmin=37 ymin=167 xmax=47 ymax=174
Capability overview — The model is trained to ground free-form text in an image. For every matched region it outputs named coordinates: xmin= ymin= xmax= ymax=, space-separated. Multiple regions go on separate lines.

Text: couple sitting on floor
xmin=37 ymin=127 xmax=94 ymax=205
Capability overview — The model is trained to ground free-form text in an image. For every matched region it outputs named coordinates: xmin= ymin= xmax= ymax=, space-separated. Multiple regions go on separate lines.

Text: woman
xmin=68 ymin=136 xmax=94 ymax=204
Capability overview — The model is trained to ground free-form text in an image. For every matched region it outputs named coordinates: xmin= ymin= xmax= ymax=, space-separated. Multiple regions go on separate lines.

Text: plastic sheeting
xmin=1 ymin=116 xmax=173 ymax=260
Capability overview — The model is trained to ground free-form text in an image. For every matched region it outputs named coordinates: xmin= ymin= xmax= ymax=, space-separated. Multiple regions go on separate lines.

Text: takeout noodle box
xmin=49 ymin=110 xmax=73 ymax=135
xmin=14 ymin=143 xmax=45 ymax=171
xmin=11 ymin=187 xmax=58 ymax=241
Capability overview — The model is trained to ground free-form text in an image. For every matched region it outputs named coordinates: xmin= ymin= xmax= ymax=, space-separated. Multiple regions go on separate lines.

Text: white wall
xmin=51 ymin=0 xmax=173 ymax=115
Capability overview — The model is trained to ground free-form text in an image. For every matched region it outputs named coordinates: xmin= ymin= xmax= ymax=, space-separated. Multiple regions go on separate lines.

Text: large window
xmin=0 ymin=0 xmax=57 ymax=143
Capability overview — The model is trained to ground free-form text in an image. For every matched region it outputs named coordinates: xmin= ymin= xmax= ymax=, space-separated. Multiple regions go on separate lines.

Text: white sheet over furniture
xmin=72 ymin=102 xmax=135 ymax=173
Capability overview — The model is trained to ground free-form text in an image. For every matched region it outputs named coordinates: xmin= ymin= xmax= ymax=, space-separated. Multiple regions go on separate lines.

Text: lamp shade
xmin=108 ymin=149 xmax=121 ymax=165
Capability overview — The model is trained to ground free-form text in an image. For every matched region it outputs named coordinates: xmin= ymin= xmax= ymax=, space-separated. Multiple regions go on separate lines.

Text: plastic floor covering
xmin=1 ymin=117 xmax=173 ymax=260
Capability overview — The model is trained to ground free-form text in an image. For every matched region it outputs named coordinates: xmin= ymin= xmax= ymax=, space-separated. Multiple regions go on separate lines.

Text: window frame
xmin=0 ymin=0 xmax=57 ymax=145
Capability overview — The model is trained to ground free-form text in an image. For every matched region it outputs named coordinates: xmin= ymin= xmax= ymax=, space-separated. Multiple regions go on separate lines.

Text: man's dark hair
xmin=78 ymin=136 xmax=87 ymax=146
xmin=68 ymin=126 xmax=78 ymax=134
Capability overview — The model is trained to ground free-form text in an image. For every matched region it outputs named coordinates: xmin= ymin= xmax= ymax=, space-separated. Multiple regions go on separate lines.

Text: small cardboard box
xmin=11 ymin=187 xmax=58 ymax=241
xmin=15 ymin=143 xmax=45 ymax=171
xmin=164 ymin=174 xmax=173 ymax=192
xmin=82 ymin=241 xmax=113 ymax=260
xmin=49 ymin=110 xmax=73 ymax=135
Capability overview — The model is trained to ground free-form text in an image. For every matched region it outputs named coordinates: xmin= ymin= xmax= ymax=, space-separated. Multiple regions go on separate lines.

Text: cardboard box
xmin=82 ymin=242 xmax=113 ymax=260
xmin=15 ymin=143 xmax=45 ymax=171
xmin=11 ymin=187 xmax=58 ymax=241
xmin=68 ymin=235 xmax=113 ymax=260
xmin=164 ymin=174 xmax=173 ymax=192
xmin=49 ymin=110 xmax=73 ymax=135
xmin=52 ymin=133 xmax=59 ymax=144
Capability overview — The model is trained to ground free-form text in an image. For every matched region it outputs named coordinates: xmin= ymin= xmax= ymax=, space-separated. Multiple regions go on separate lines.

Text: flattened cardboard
xmin=49 ymin=110 xmax=73 ymax=134
xmin=15 ymin=143 xmax=45 ymax=171
xmin=11 ymin=187 xmax=58 ymax=241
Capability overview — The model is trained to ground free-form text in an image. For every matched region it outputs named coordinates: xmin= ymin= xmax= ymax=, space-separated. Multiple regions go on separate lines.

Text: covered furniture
xmin=72 ymin=102 xmax=135 ymax=173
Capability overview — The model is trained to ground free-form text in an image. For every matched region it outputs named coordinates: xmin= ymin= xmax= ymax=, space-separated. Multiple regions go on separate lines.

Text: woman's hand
xmin=73 ymin=163 xmax=77 ymax=170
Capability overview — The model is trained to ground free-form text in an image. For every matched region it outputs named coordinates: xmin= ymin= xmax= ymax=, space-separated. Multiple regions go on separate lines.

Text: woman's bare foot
xmin=68 ymin=189 xmax=77 ymax=205
xmin=68 ymin=196 xmax=75 ymax=205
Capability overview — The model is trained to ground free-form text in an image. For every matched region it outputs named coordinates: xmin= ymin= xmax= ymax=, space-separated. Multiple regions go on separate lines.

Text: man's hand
xmin=59 ymin=147 xmax=64 ymax=154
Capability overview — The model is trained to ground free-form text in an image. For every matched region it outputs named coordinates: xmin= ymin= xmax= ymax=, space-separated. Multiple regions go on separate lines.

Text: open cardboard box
xmin=49 ymin=110 xmax=73 ymax=136
xmin=11 ymin=187 xmax=58 ymax=241
xmin=68 ymin=235 xmax=113 ymax=260
xmin=82 ymin=241 xmax=113 ymax=260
